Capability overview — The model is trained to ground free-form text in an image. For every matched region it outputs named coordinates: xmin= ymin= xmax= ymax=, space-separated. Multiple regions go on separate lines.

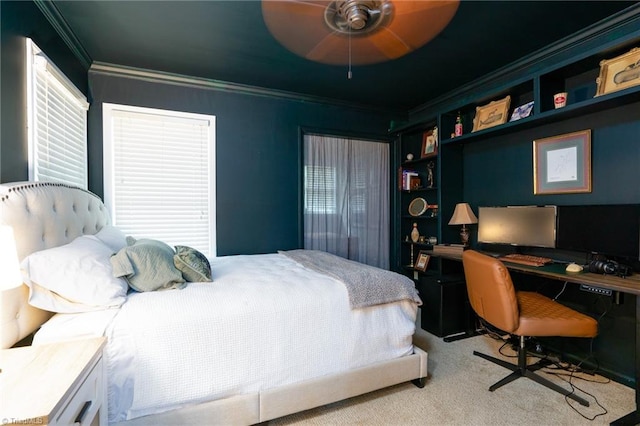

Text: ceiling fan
xmin=262 ymin=0 xmax=460 ymax=66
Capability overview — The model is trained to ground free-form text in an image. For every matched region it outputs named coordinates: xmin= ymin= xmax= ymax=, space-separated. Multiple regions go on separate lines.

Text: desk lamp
xmin=448 ymin=203 xmax=478 ymax=246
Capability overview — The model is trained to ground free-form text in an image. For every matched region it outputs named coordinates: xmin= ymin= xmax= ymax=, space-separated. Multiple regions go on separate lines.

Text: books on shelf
xmin=399 ymin=169 xmax=421 ymax=190
xmin=432 ymin=244 xmax=466 ymax=256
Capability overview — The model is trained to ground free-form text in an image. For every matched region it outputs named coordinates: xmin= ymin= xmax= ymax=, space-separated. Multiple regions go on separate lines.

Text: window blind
xmin=103 ymin=104 xmax=216 ymax=257
xmin=26 ymin=39 xmax=89 ymax=189
xmin=304 ymin=165 xmax=336 ymax=214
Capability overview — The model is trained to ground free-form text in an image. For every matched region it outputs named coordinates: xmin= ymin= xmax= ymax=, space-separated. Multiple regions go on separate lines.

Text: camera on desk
xmin=588 ymin=259 xmax=633 ymax=277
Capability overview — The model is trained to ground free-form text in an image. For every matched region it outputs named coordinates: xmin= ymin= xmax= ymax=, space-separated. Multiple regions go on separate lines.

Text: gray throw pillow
xmin=111 ymin=237 xmax=186 ymax=292
xmin=174 ymin=245 xmax=213 ymax=282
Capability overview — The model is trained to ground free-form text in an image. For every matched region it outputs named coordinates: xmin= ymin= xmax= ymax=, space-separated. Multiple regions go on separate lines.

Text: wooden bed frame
xmin=0 ymin=182 xmax=428 ymax=425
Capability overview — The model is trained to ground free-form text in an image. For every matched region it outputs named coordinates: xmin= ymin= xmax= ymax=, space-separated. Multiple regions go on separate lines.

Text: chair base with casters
xmin=474 ymin=335 xmax=589 ymax=406
xmin=461 ymin=250 xmax=598 ymax=408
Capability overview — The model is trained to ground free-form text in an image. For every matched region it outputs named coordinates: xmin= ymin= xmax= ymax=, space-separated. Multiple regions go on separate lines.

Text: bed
xmin=0 ymin=182 xmax=428 ymax=425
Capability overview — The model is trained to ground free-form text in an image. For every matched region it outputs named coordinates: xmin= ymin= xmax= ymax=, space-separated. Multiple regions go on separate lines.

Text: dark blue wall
xmin=463 ymin=103 xmax=640 ymax=207
xmin=0 ymin=1 xmax=399 ymax=257
xmin=3 ymin=0 xmax=640 ymax=384
xmin=87 ymin=74 xmax=397 ymax=256
xmin=460 ymin=102 xmax=640 ymax=384
xmin=0 ymin=0 xmax=88 ymax=183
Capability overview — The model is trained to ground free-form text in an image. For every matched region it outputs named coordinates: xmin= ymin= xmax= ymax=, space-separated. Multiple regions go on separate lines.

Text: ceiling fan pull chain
xmin=348 ymin=26 xmax=353 ymax=79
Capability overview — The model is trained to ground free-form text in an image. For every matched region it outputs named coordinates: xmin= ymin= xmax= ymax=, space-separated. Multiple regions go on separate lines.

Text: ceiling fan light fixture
xmin=324 ymin=0 xmax=393 ymax=35
xmin=262 ymin=0 xmax=460 ymax=65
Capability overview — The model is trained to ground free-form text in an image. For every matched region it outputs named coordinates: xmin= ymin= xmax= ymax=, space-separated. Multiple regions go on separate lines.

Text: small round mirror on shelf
xmin=408 ymin=197 xmax=428 ymax=216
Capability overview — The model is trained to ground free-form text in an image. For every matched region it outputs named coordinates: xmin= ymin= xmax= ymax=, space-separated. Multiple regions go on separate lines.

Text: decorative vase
xmin=411 ymin=222 xmax=420 ymax=243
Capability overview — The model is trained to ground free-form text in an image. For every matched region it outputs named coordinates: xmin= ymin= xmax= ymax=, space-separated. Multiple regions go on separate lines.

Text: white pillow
xmin=21 ymin=235 xmax=128 ymax=313
xmin=94 ymin=225 xmax=128 ymax=253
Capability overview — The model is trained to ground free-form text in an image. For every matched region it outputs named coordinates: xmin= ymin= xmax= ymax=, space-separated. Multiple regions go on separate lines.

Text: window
xmin=304 ymin=166 xmax=336 ymax=214
xmin=303 ymin=134 xmax=389 ymax=268
xmin=26 ymin=39 xmax=89 ymax=189
xmin=304 ymin=161 xmax=367 ymax=216
xmin=103 ymin=103 xmax=216 ymax=257
xmin=350 ymin=169 xmax=367 ymax=213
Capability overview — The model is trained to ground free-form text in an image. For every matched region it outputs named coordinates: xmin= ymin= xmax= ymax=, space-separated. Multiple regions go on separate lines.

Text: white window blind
xmin=304 ymin=165 xmax=336 ymax=214
xmin=103 ymin=103 xmax=216 ymax=257
xmin=26 ymin=39 xmax=89 ymax=189
xmin=350 ymin=169 xmax=367 ymax=213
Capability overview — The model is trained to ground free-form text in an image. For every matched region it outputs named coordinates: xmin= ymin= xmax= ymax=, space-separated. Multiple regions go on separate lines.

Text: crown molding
xmin=408 ymin=3 xmax=640 ymax=121
xmin=34 ymin=0 xmax=396 ymax=113
xmin=34 ymin=0 xmax=92 ymax=69
xmin=89 ymin=62 xmax=400 ymax=114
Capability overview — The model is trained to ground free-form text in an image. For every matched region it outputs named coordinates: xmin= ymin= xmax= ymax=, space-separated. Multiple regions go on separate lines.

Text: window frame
xmin=103 ymin=103 xmax=216 ymax=257
xmin=26 ymin=38 xmax=89 ymax=189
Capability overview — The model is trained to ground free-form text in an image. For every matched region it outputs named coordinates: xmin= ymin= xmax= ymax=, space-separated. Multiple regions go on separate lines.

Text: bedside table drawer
xmin=53 ymin=358 xmax=104 ymax=426
xmin=1 ymin=338 xmax=106 ymax=426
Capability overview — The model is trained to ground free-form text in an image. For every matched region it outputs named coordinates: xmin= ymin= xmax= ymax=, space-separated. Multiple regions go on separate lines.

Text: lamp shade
xmin=0 ymin=225 xmax=22 ymax=291
xmin=448 ymin=203 xmax=478 ymax=226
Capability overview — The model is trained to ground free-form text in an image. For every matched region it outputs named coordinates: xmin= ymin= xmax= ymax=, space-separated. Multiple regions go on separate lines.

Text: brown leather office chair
xmin=461 ymin=250 xmax=598 ymax=406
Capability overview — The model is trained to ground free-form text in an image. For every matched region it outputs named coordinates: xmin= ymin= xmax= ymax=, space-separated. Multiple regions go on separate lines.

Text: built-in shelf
xmin=401 ymin=187 xmax=437 ymax=194
xmin=392 ymin=12 xmax=640 ymax=276
xmin=402 ymin=215 xmax=437 ymax=220
xmin=441 ymin=84 xmax=640 ymax=146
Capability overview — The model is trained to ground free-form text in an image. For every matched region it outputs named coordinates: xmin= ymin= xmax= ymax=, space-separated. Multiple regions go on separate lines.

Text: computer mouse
xmin=565 ymin=263 xmax=584 ymax=273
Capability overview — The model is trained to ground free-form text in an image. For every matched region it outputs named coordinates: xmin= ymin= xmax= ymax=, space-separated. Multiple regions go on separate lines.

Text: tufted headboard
xmin=0 ymin=182 xmax=111 ymax=348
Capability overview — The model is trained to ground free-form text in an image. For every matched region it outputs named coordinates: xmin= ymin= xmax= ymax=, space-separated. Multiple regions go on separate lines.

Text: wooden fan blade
xmin=365 ymin=30 xmax=411 ymax=61
xmin=392 ymin=0 xmax=458 ymax=15
xmin=263 ymin=1 xmax=335 ymax=56
xmin=307 ymin=35 xmax=397 ymax=64
xmin=386 ymin=1 xmax=460 ymax=48
xmin=264 ymin=1 xmax=330 ymax=17
xmin=306 ymin=35 xmax=348 ymax=63
xmin=263 ymin=0 xmax=460 ymax=65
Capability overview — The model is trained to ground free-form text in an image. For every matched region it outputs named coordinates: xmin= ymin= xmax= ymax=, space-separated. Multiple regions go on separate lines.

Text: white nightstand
xmin=0 ymin=337 xmax=107 ymax=425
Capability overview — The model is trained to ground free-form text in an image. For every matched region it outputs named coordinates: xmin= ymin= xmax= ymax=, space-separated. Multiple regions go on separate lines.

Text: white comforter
xmin=34 ymin=253 xmax=418 ymax=422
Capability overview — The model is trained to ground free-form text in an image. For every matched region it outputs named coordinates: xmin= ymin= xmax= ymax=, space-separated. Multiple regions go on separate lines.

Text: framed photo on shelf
xmin=533 ymin=129 xmax=591 ymax=195
xmin=595 ymin=47 xmax=640 ymax=97
xmin=421 ymin=129 xmax=438 ymax=158
xmin=414 ymin=251 xmax=431 ymax=272
xmin=509 ymin=101 xmax=534 ymax=122
xmin=472 ymin=95 xmax=511 ymax=132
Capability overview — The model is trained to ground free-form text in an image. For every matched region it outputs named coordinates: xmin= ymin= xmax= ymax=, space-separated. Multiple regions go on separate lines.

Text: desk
xmin=429 ymin=251 xmax=640 ymax=425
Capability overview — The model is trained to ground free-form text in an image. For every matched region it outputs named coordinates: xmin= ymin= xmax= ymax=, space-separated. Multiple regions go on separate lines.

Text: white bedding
xmin=34 ymin=253 xmax=418 ymax=423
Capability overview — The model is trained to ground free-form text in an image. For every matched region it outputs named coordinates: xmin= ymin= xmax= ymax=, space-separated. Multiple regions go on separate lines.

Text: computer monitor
xmin=556 ymin=204 xmax=640 ymax=261
xmin=477 ymin=206 xmax=557 ymax=248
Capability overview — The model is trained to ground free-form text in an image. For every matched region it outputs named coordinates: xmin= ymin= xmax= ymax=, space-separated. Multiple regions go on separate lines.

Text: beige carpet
xmin=269 ymin=310 xmax=635 ymax=425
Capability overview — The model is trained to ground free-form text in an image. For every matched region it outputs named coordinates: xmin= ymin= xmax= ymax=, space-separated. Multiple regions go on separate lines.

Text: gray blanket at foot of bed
xmin=279 ymin=249 xmax=422 ymax=309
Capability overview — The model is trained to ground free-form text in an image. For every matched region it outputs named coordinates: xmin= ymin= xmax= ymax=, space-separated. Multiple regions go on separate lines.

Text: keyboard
xmin=499 ymin=253 xmax=553 ymax=267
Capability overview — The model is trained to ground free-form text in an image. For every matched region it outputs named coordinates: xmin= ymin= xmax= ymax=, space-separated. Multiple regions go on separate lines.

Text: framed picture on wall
xmin=533 ymin=129 xmax=592 ymax=195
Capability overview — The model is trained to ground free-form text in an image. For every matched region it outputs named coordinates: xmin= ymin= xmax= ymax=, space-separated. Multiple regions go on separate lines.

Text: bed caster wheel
xmin=412 ymin=377 xmax=427 ymax=388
